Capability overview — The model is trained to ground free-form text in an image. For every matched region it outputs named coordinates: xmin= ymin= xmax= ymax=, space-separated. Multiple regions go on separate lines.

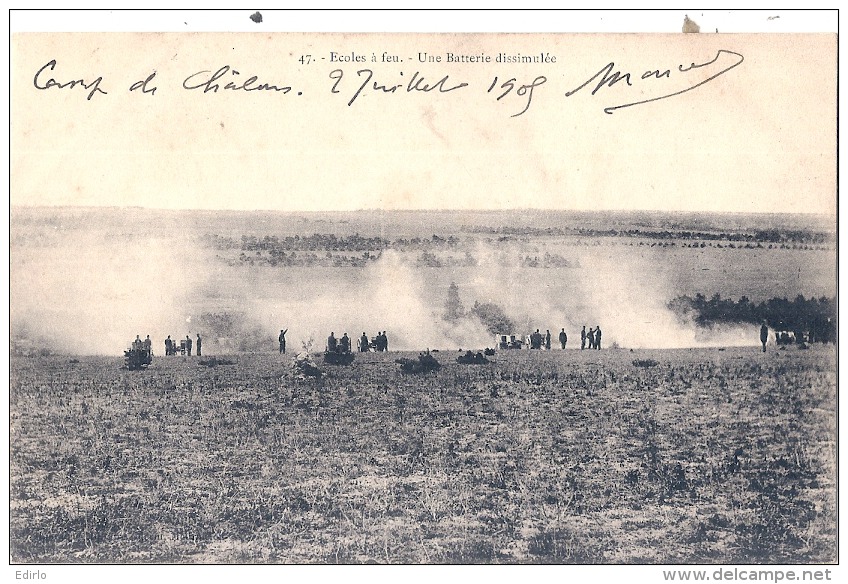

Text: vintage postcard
xmin=8 ymin=14 xmax=838 ymax=576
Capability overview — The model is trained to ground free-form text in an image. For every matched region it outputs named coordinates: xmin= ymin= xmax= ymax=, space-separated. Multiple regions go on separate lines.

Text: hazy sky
xmin=11 ymin=31 xmax=836 ymax=215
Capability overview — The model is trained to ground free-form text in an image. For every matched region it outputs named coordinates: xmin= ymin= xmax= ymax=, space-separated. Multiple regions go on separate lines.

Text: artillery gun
xmin=323 ymin=350 xmax=355 ymax=365
xmin=495 ymin=333 xmax=525 ymax=350
xmin=124 ymin=348 xmax=152 ymax=370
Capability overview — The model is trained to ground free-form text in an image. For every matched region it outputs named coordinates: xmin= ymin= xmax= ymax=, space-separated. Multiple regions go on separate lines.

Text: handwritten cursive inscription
xmin=565 ymin=49 xmax=744 ymax=114
xmin=329 ymin=69 xmax=468 ymax=106
xmin=33 ymin=60 xmax=107 ymax=101
xmin=183 ymin=66 xmax=293 ymax=94
xmin=29 ymin=50 xmax=746 ymax=117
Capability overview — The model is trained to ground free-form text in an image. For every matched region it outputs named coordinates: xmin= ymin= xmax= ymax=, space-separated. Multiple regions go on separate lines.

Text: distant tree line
xmin=206 ymin=232 xmax=586 ymax=269
xmin=230 ymin=249 xmax=584 ymax=269
xmin=236 ymin=250 xmax=379 ymax=268
xmin=208 ymin=228 xmax=836 ymax=253
xmin=668 ymin=294 xmax=836 ymax=343
xmin=462 ymin=225 xmax=834 ymax=245
xmin=204 ymin=233 xmax=464 ymax=253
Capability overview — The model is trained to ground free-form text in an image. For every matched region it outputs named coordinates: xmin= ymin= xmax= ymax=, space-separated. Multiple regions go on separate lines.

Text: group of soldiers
xmin=279 ymin=328 xmax=391 ymax=355
xmin=132 ymin=319 xmax=818 ymax=361
xmin=760 ymin=323 xmax=814 ymax=352
xmin=326 ymin=332 xmax=352 ymax=353
xmin=164 ymin=334 xmax=202 ymax=356
xmin=362 ymin=331 xmax=389 ymax=352
xmin=129 ymin=335 xmax=153 ymax=356
xmin=581 ymin=326 xmax=603 ymax=350
xmin=278 ymin=324 xmax=610 ymax=355
xmin=526 ymin=326 xmax=603 ymax=350
xmin=528 ymin=329 xmax=553 ymax=350
xmin=323 ymin=331 xmax=390 ymax=353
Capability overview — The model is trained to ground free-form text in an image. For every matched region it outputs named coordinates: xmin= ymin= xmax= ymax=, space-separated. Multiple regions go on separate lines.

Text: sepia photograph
xmin=6 ymin=9 xmax=839 ymax=579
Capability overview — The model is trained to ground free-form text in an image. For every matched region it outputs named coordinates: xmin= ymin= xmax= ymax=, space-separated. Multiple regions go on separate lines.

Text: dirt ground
xmin=9 ymin=345 xmax=836 ymax=563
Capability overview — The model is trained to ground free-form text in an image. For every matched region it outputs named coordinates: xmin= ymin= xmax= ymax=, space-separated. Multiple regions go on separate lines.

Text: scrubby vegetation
xmin=10 ymin=348 xmax=836 ymax=563
xmin=669 ymin=294 xmax=836 ymax=342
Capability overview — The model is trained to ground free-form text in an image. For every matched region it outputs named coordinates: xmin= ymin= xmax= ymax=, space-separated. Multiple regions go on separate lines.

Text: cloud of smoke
xmin=571 ymin=250 xmax=757 ymax=348
xmin=248 ymin=249 xmax=492 ymax=352
xmin=10 ymin=213 xmax=759 ymax=356
xmin=11 ymin=230 xmax=202 ymax=355
xmin=10 ymin=224 xmax=493 ymax=355
xmin=462 ymin=242 xmax=758 ymax=348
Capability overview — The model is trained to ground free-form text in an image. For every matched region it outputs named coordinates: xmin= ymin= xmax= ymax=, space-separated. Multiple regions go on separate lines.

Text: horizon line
xmin=8 ymin=203 xmax=836 ymax=218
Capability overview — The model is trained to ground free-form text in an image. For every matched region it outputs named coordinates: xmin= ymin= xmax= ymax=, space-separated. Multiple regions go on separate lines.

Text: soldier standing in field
xmin=559 ymin=328 xmax=567 ymax=349
xmin=382 ymin=331 xmax=389 ymax=352
xmin=143 ymin=335 xmax=152 ymax=357
xmin=595 ymin=326 xmax=602 ymax=350
xmin=165 ymin=335 xmax=172 ymax=356
xmin=581 ymin=326 xmax=587 ymax=350
xmin=186 ymin=335 xmax=193 ymax=356
xmin=587 ymin=327 xmax=595 ymax=349
xmin=545 ymin=330 xmax=552 ymax=350
xmin=760 ymin=322 xmax=769 ymax=352
xmin=279 ymin=329 xmax=287 ymax=354
xmin=327 ymin=332 xmax=338 ymax=353
xmin=196 ymin=334 xmax=202 ymax=357
xmin=360 ymin=332 xmax=369 ymax=352
xmin=340 ymin=333 xmax=350 ymax=353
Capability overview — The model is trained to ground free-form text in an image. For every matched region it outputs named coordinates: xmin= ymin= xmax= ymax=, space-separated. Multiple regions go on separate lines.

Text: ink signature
xmin=565 ymin=49 xmax=744 ymax=114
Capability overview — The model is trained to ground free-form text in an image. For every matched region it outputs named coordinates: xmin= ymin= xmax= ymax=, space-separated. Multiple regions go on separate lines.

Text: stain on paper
xmin=682 ymin=15 xmax=701 ymax=33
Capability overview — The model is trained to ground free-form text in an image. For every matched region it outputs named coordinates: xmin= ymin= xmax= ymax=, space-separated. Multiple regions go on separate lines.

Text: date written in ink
xmin=487 ymin=75 xmax=547 ymax=117
xmin=329 ymin=68 xmax=468 ymax=106
xmin=329 ymin=69 xmax=545 ymax=117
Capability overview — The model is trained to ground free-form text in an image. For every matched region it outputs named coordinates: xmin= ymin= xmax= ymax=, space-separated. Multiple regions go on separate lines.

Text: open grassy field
xmin=10 ymin=345 xmax=836 ymax=564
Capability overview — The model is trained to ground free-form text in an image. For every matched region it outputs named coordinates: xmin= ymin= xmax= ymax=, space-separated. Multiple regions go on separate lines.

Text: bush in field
xmin=323 ymin=351 xmax=354 ymax=366
xmin=632 ymin=359 xmax=659 ymax=368
xmin=291 ymin=352 xmax=321 ymax=378
xmin=443 ymin=283 xmax=514 ymax=338
xmin=396 ymin=351 xmax=441 ymax=374
xmin=457 ymin=350 xmax=490 ymax=365
xmin=470 ymin=301 xmax=515 ymax=335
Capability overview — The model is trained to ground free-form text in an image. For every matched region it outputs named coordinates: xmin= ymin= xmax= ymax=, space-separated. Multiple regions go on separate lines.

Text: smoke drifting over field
xmin=10 ymin=234 xmax=492 ymax=355
xmin=12 ymin=216 xmax=765 ymax=356
xmin=248 ymin=250 xmax=494 ymax=352
xmin=461 ymin=243 xmax=757 ymax=349
xmin=11 ymin=232 xmax=201 ymax=355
